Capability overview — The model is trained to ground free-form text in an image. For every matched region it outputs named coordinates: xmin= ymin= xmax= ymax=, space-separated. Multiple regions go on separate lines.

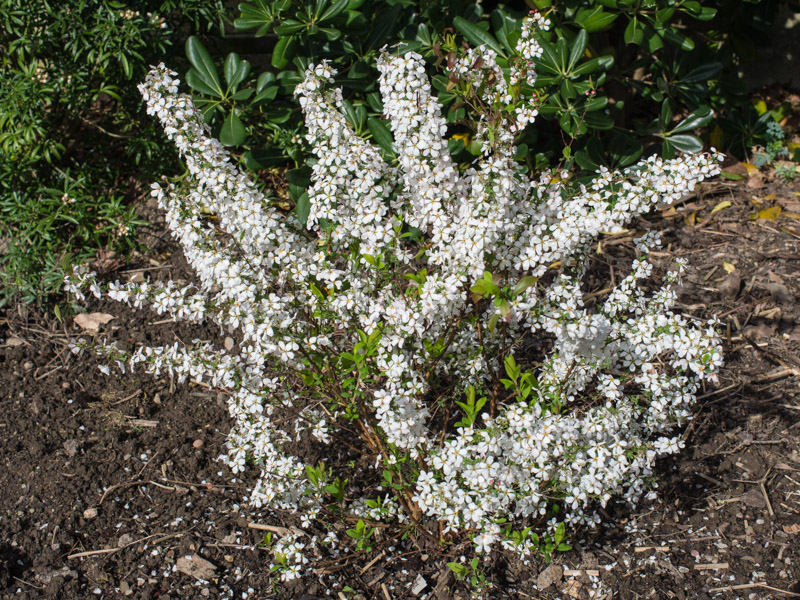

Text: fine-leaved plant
xmin=66 ymin=12 xmax=723 ymax=581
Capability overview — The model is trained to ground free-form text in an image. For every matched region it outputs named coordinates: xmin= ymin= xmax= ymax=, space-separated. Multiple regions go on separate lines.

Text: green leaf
xmin=670 ymin=107 xmax=713 ymax=134
xmin=224 ymin=53 xmax=251 ymax=90
xmin=453 ymin=16 xmax=505 ymax=56
xmin=513 ymin=276 xmax=537 ymax=296
xmin=252 ymin=85 xmax=278 ymax=104
xmin=624 ymin=17 xmax=643 ymax=45
xmin=567 ymin=29 xmax=587 ymax=73
xmin=575 ymin=6 xmax=618 ymax=32
xmin=295 ymin=191 xmax=310 ymax=226
xmin=367 ymin=117 xmax=394 ymax=154
xmin=571 ymin=55 xmax=614 ymax=77
xmin=245 ymin=148 xmax=286 ymax=169
xmin=368 ymin=5 xmax=402 ymax=49
xmin=665 ymin=134 xmax=704 ymax=154
xmin=274 ymin=19 xmax=305 ymax=35
xmin=663 ymin=27 xmax=694 ymax=51
xmin=320 ymin=0 xmax=349 ymax=21
xmin=186 ymin=37 xmax=223 ymax=97
xmin=271 ymin=35 xmax=299 ymax=69
xmin=683 ymin=62 xmax=723 ymax=83
xmin=219 ymin=111 xmax=246 ymax=146
xmin=286 ymin=166 xmax=312 ymax=187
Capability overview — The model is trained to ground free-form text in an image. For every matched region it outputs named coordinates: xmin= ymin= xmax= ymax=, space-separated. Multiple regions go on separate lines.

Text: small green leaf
xmin=367 ymin=117 xmax=394 ymax=154
xmin=624 ymin=17 xmax=643 ymax=45
xmin=224 ymin=53 xmax=251 ymax=90
xmin=295 ymin=192 xmax=310 ymax=226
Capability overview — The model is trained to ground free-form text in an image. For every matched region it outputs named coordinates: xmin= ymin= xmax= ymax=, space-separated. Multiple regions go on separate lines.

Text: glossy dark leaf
xmin=219 ymin=111 xmax=246 ymax=146
xmin=453 ymin=16 xmax=505 ymax=56
xmin=185 ymin=37 xmax=223 ymax=97
xmin=271 ymin=35 xmax=298 ymax=69
xmin=665 ymin=134 xmax=703 ymax=153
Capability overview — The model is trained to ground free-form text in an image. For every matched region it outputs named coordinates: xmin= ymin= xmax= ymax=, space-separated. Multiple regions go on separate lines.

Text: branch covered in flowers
xmin=66 ymin=12 xmax=723 ymax=579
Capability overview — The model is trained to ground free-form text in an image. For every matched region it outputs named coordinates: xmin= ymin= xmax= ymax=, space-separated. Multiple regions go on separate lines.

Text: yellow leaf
xmin=549 ymin=261 xmax=562 ymax=269
xmin=723 ymin=262 xmax=736 ymax=273
xmin=784 ymin=212 xmax=800 ymax=220
xmin=752 ymin=99 xmax=768 ymax=115
xmin=763 ymin=194 xmax=777 ymax=201
xmin=684 ymin=211 xmax=697 ymax=227
xmin=710 ymin=200 xmax=731 ymax=214
xmin=756 ymin=206 xmax=782 ymax=220
xmin=450 ymin=133 xmax=470 ymax=147
xmin=709 ymin=125 xmax=724 ymax=149
xmin=596 ymin=241 xmax=604 ymax=255
xmin=742 ymin=163 xmax=759 ymax=176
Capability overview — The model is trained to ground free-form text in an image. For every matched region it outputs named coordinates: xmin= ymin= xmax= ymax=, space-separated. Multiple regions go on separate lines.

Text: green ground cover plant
xmin=0 ymin=0 xmax=227 ymax=304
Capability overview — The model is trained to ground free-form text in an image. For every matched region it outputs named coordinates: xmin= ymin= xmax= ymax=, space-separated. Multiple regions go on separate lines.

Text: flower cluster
xmin=66 ymin=35 xmax=722 ymax=571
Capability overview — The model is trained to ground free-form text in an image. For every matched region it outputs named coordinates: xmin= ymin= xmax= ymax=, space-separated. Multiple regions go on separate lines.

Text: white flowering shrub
xmin=66 ymin=13 xmax=723 ymax=578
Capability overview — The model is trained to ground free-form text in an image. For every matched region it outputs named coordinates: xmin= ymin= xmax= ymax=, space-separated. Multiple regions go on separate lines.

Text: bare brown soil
xmin=1 ymin=167 xmax=799 ymax=600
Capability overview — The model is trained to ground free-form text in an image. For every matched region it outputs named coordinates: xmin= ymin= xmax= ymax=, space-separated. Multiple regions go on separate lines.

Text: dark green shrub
xmin=184 ymin=0 xmax=787 ymax=208
xmin=0 ymin=0 xmax=227 ymax=304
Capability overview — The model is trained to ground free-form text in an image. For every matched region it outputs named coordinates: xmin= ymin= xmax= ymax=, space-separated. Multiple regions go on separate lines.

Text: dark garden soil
xmin=2 ymin=165 xmax=800 ymax=600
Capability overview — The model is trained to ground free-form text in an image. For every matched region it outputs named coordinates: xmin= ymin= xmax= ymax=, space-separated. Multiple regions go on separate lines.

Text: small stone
xmin=718 ymin=273 xmax=741 ymax=299
xmin=83 ymin=507 xmax=98 ymax=520
xmin=224 ymin=337 xmax=235 ymax=351
xmin=23 ymin=361 xmax=33 ymax=371
xmin=411 ymin=574 xmax=427 ymax=595
xmin=192 ymin=439 xmax=204 ymax=449
xmin=63 ymin=439 xmax=80 ymax=458
xmin=120 ymin=581 xmax=133 ymax=596
xmin=537 ymin=564 xmax=563 ymax=590
xmin=741 ymin=488 xmax=766 ymax=509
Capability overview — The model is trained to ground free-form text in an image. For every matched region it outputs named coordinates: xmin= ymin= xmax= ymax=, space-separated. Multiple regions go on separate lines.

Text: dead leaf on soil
xmin=778 ymin=196 xmax=800 ymax=213
xmin=768 ymin=271 xmax=785 ymax=285
xmin=4 ymin=337 xmax=24 ymax=347
xmin=718 ymin=273 xmax=741 ymax=299
xmin=73 ymin=312 xmax=114 ymax=333
xmin=710 ymin=200 xmax=732 ymax=215
xmin=764 ymin=282 xmax=794 ymax=304
xmin=537 ymin=564 xmax=563 ymax=590
xmin=723 ymin=262 xmax=736 ymax=274
xmin=782 ymin=523 xmax=800 ymax=534
xmin=754 ymin=205 xmax=782 ymax=221
xmin=746 ymin=171 xmax=765 ymax=190
xmin=176 ymin=554 xmax=217 ymax=581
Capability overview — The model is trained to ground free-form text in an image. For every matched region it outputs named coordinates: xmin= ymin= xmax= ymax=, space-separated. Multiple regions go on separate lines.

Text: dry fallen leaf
xmin=783 ymin=523 xmax=800 ymax=535
xmin=73 ymin=312 xmax=114 ymax=333
xmin=710 ymin=200 xmax=732 ymax=215
xmin=755 ymin=206 xmax=782 ymax=221
xmin=723 ymin=262 xmax=736 ymax=274
xmin=176 ymin=554 xmax=217 ymax=581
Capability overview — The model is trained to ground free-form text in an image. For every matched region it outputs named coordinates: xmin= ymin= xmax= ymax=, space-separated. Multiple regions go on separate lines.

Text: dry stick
xmin=733 ymin=464 xmax=775 ymax=517
xmin=67 ymin=532 xmax=179 ymax=559
xmin=709 ymin=582 xmax=800 ymax=597
xmin=359 ymin=551 xmax=386 ymax=575
xmin=694 ymin=562 xmax=728 ymax=570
